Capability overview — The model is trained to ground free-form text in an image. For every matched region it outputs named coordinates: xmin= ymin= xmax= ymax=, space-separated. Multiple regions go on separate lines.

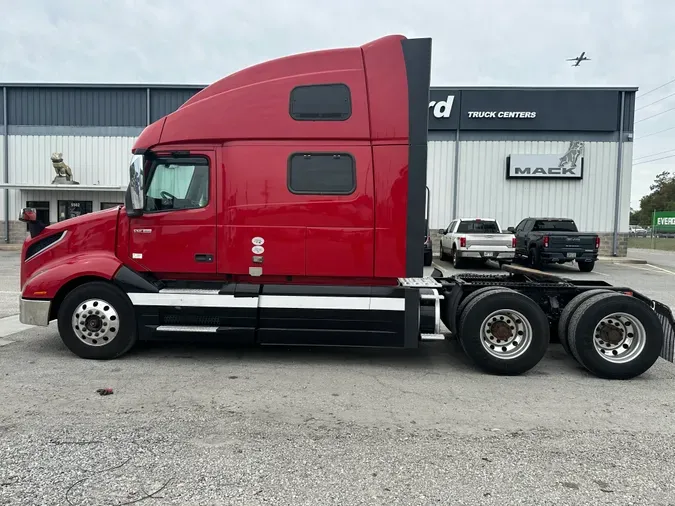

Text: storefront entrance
xmin=58 ymin=200 xmax=93 ymax=221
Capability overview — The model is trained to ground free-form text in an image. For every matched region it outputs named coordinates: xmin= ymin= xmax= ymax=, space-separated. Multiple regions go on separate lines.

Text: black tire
xmin=557 ymin=289 xmax=613 ymax=360
xmin=458 ymin=290 xmax=550 ymax=375
xmin=567 ymin=292 xmax=664 ymax=379
xmin=578 ymin=260 xmax=595 ymax=272
xmin=440 ymin=246 xmax=448 ymax=261
xmin=451 ymin=247 xmax=465 ymax=269
xmin=424 ymin=250 xmax=433 ymax=266
xmin=452 ymin=286 xmax=515 ymax=354
xmin=57 ymin=281 xmax=138 ymax=360
xmin=528 ymin=247 xmax=542 ymax=270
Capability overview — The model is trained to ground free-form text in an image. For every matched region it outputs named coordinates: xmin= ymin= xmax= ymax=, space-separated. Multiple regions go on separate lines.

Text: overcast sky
xmin=1 ymin=0 xmax=674 ymax=208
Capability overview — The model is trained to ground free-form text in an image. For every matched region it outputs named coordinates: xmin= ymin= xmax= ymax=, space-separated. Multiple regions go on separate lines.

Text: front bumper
xmin=19 ymin=297 xmax=51 ymax=326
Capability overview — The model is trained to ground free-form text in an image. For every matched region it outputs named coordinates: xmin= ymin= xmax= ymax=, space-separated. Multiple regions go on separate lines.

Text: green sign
xmin=652 ymin=211 xmax=675 ymax=232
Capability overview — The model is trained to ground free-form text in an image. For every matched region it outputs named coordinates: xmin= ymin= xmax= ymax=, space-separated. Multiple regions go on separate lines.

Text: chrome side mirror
xmin=129 ymin=154 xmax=144 ymax=211
xmin=18 ymin=207 xmax=37 ymax=223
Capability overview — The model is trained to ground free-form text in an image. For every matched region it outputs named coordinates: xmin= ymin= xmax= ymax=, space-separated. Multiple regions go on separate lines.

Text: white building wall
xmin=426 ymin=140 xmax=633 ymax=234
xmin=427 ymin=140 xmax=455 ymax=227
xmin=6 ymin=134 xmax=134 ymax=221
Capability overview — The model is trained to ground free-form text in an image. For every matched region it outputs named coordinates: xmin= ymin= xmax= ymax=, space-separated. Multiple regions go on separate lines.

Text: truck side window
xmin=144 ymin=158 xmax=209 ymax=212
xmin=288 ymin=153 xmax=355 ymax=195
xmin=289 ymin=84 xmax=352 ymax=121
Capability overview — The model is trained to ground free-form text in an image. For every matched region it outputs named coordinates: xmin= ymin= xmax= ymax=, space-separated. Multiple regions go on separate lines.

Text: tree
xmin=630 ymin=171 xmax=675 ymax=226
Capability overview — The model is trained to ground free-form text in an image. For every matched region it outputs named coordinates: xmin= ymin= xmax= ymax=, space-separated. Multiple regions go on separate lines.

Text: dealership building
xmin=0 ymin=84 xmax=635 ymax=255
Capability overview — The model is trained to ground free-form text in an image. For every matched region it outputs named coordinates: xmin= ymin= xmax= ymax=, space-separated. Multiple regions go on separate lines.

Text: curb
xmin=0 ymin=244 xmax=22 ymax=251
xmin=597 ymin=257 xmax=647 ymax=264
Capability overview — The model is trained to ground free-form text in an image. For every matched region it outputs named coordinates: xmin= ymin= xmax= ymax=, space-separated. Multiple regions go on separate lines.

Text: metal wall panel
xmin=150 ymin=89 xmax=200 ymax=122
xmin=0 ymin=136 xmax=4 ymax=220
xmin=451 ymin=140 xmax=626 ymax=233
xmin=426 ymin=140 xmax=455 ymax=229
xmin=618 ymin=141 xmax=633 ymax=232
xmin=7 ymin=88 xmax=147 ymax=127
xmin=6 ymin=135 xmax=135 ymax=219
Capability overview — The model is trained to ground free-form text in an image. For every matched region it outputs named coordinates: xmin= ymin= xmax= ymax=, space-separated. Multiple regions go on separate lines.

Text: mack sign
xmin=506 ymin=142 xmax=584 ymax=180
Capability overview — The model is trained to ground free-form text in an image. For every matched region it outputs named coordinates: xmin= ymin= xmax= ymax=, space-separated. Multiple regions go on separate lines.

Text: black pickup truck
xmin=508 ymin=217 xmax=600 ymax=272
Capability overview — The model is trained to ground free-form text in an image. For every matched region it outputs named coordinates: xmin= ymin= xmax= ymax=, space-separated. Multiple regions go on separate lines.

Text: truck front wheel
xmin=56 ymin=281 xmax=138 ymax=360
xmin=458 ymin=290 xmax=550 ymax=375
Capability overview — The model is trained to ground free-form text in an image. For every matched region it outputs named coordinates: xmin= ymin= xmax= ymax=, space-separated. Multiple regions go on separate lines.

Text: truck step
xmin=420 ymin=292 xmax=444 ymax=300
xmin=420 ymin=333 xmax=445 ymax=341
xmin=398 ymin=277 xmax=443 ymax=288
xmin=156 ymin=325 xmax=218 ymax=333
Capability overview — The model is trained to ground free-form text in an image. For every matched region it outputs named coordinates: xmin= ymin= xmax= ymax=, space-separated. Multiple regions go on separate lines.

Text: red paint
xmin=25 ymin=34 xmax=416 ymax=296
xmin=21 ymin=207 xmax=122 ymax=298
xmin=217 ymin=142 xmax=375 ymax=278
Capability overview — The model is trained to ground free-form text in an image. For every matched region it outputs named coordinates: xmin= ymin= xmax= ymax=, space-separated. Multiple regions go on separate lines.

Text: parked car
xmin=438 ymin=218 xmax=515 ymax=268
xmin=629 ymin=225 xmax=648 ymax=237
xmin=509 ymin=217 xmax=599 ymax=272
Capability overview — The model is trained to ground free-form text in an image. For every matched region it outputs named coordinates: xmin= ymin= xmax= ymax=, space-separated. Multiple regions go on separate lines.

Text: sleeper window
xmin=288 ymin=153 xmax=355 ymax=195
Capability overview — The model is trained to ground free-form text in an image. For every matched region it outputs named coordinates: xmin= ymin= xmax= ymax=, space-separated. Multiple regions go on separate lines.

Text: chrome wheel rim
xmin=480 ymin=309 xmax=533 ymax=359
xmin=592 ymin=312 xmax=646 ymax=363
xmin=71 ymin=298 xmax=119 ymax=347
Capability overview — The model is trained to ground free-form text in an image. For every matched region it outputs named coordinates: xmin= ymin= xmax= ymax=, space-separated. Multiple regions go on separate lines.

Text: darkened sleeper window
xmin=288 ymin=153 xmax=355 ymax=194
xmin=289 ymin=84 xmax=351 ymax=121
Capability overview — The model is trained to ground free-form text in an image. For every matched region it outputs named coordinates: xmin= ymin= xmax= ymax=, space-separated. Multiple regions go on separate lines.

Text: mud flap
xmin=654 ymin=301 xmax=675 ymax=363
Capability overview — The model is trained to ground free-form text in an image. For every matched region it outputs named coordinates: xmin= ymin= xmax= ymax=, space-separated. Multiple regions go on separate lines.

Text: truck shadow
xmin=121 ymin=336 xmax=590 ymax=379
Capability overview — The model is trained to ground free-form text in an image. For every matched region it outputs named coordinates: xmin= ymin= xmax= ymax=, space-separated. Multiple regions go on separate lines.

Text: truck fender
xmin=21 ymin=252 xmax=124 ymax=300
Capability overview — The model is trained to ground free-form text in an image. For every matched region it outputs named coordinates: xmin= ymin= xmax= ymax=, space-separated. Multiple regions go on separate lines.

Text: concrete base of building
xmin=2 ymin=221 xmax=28 ymax=245
xmin=428 ymin=230 xmax=629 ymax=257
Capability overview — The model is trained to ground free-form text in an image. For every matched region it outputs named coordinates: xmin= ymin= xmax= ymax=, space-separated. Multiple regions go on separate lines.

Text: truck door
xmin=127 ymin=150 xmax=217 ymax=274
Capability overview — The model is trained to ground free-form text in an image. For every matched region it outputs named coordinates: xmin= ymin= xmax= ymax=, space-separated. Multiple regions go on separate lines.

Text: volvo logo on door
xmin=506 ymin=141 xmax=585 ymax=180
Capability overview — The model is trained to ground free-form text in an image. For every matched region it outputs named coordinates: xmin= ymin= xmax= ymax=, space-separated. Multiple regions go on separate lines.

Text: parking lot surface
xmin=2 ymin=251 xmax=675 ymax=505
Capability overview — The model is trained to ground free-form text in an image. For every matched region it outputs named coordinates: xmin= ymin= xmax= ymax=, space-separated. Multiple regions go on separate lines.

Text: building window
xmin=58 ymin=200 xmax=93 ymax=221
xmin=144 ymin=157 xmax=209 ymax=212
xmin=289 ymin=83 xmax=351 ymax=121
xmin=100 ymin=202 xmax=122 ymax=210
xmin=25 ymin=201 xmax=50 ymax=230
xmin=287 ymin=153 xmax=355 ymax=195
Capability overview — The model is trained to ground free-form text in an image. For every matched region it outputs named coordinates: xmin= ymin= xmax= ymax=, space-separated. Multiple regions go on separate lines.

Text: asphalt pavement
xmin=2 ymin=251 xmax=675 ymax=505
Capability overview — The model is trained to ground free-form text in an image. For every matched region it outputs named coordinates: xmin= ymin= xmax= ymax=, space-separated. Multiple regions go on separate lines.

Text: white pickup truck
xmin=438 ymin=218 xmax=515 ymax=268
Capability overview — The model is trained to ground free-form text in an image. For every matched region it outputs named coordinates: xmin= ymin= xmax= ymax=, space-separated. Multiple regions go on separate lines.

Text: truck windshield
xmin=533 ymin=220 xmax=578 ymax=232
xmin=456 ymin=220 xmax=500 ymax=233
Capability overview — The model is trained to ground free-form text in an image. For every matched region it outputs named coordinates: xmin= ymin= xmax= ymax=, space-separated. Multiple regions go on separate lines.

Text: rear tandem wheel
xmin=456 ymin=288 xmax=550 ymax=375
xmin=557 ymin=289 xmax=614 ymax=359
xmin=566 ymin=292 xmax=664 ymax=379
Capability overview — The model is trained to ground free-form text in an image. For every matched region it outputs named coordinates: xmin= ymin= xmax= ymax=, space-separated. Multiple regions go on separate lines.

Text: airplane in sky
xmin=567 ymin=52 xmax=590 ymax=66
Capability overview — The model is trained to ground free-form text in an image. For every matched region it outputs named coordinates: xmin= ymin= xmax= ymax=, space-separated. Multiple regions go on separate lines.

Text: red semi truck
xmin=17 ymin=34 xmax=675 ymax=379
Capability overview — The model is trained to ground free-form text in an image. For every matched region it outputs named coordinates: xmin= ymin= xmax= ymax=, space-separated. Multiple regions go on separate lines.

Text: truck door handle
xmin=194 ymin=254 xmax=214 ymax=263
